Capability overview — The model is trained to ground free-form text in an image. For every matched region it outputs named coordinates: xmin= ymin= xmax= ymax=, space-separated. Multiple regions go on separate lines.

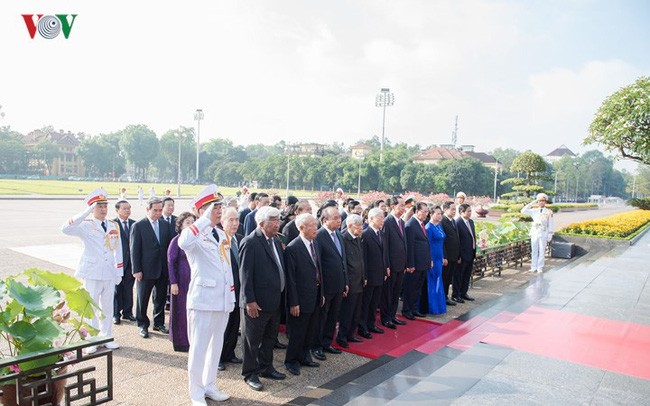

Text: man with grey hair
xmin=283 ymin=213 xmax=323 ymax=376
xmin=312 ymin=206 xmax=348 ymax=360
xmin=336 ymin=214 xmax=366 ymax=348
xmin=131 ymin=196 xmax=172 ymax=338
xmin=240 ymin=206 xmax=287 ymax=391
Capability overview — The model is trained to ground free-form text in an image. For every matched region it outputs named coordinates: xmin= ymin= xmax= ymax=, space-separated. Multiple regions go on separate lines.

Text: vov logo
xmin=21 ymin=14 xmax=78 ymax=39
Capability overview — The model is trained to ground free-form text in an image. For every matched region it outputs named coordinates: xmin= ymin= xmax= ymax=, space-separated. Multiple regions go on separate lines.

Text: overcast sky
xmin=1 ymin=1 xmax=648 ymax=171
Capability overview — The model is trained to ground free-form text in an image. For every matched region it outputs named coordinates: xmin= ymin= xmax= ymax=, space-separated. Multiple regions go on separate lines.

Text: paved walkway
xmin=302 ymin=228 xmax=650 ymax=405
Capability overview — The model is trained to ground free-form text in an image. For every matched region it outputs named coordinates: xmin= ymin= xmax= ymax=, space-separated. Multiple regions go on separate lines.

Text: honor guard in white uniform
xmin=521 ymin=193 xmax=554 ymax=273
xmin=61 ymin=188 xmax=123 ymax=352
xmin=178 ymin=184 xmax=235 ymax=404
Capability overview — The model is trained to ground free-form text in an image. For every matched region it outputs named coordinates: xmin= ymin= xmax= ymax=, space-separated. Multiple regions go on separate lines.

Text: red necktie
xmin=420 ymin=221 xmax=426 ymax=236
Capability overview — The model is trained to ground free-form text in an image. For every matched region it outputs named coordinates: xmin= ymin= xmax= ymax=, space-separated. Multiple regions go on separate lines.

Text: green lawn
xmin=0 ymin=179 xmax=313 ymax=198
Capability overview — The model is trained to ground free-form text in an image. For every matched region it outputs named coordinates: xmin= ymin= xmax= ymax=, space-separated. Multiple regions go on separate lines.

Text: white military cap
xmin=84 ymin=188 xmax=109 ymax=206
xmin=192 ymin=184 xmax=224 ymax=210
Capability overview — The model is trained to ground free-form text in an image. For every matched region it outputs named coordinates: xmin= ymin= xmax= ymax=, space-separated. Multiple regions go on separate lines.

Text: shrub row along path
xmin=0 ymin=198 xmax=634 ymax=405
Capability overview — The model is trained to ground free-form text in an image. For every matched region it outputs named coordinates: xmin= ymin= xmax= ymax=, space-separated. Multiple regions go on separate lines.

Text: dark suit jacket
xmin=238 ymin=207 xmax=251 ymax=235
xmin=284 ymin=237 xmax=323 ymax=313
xmin=130 ymin=217 xmax=171 ymax=280
xmin=383 ymin=214 xmax=407 ymax=273
xmin=362 ymin=227 xmax=389 ymax=287
xmin=405 ymin=217 xmax=432 ymax=271
xmin=239 ymin=228 xmax=285 ymax=312
xmin=115 ymin=217 xmax=135 ymax=272
xmin=441 ymin=215 xmax=460 ymax=262
xmin=230 ymin=233 xmax=243 ymax=307
xmin=314 ymin=227 xmax=348 ymax=295
xmin=342 ymin=231 xmax=365 ymax=294
xmin=456 ymin=217 xmax=476 ymax=262
xmin=243 ymin=209 xmax=258 ymax=236
xmin=282 ymin=220 xmax=300 ymax=245
xmin=162 ymin=214 xmax=178 ymax=238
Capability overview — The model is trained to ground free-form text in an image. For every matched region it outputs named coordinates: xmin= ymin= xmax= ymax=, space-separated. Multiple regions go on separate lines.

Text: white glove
xmin=547 ymin=233 xmax=553 ymax=243
xmin=201 ymin=202 xmax=215 ymax=225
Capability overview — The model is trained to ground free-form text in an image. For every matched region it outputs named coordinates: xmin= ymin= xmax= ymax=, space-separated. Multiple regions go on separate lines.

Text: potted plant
xmin=0 ymin=268 xmax=100 ymax=405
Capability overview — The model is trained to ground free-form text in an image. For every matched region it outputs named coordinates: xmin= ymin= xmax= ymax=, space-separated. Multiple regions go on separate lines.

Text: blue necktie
xmin=153 ymin=221 xmax=160 ymax=242
xmin=331 ymin=232 xmax=342 ymax=256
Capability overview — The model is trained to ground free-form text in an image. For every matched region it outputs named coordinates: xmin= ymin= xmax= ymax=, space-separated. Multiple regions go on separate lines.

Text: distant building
xmin=546 ymin=144 xmax=576 ymax=163
xmin=350 ymin=144 xmax=372 ymax=159
xmin=294 ymin=143 xmax=326 ymax=157
xmin=412 ymin=145 xmax=501 ymax=171
xmin=24 ymin=129 xmax=85 ymax=176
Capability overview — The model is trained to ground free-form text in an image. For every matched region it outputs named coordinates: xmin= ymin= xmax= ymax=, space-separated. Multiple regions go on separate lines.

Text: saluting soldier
xmin=521 ymin=193 xmax=554 ymax=273
xmin=178 ymin=184 xmax=235 ymax=404
xmin=61 ymin=188 xmax=123 ymax=353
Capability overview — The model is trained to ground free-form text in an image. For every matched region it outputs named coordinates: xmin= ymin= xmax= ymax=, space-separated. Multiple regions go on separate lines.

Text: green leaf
xmin=6 ymin=279 xmax=60 ymax=316
xmin=25 ymin=268 xmax=83 ymax=293
xmin=65 ymin=289 xmax=98 ymax=320
xmin=5 ymin=320 xmax=37 ymax=343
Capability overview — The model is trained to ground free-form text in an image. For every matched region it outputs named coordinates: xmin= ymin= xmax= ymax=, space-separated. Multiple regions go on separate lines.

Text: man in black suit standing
xmin=161 ymin=196 xmax=177 ymax=237
xmin=359 ymin=208 xmax=390 ymax=338
xmin=312 ymin=206 xmax=348 ymax=361
xmin=238 ymin=192 xmax=257 ymax=236
xmin=336 ymin=214 xmax=365 ymax=348
xmin=379 ymin=196 xmax=408 ymax=327
xmin=283 ymin=213 xmax=323 ymax=376
xmin=402 ymin=202 xmax=431 ymax=320
xmin=113 ymin=199 xmax=136 ymax=324
xmin=240 ymin=206 xmax=287 ymax=391
xmin=440 ymin=201 xmax=459 ymax=307
xmin=282 ymin=200 xmax=312 ymax=245
xmin=244 ymin=193 xmax=270 ymax=236
xmin=130 ymin=197 xmax=171 ymax=338
xmin=453 ymin=203 xmax=476 ymax=303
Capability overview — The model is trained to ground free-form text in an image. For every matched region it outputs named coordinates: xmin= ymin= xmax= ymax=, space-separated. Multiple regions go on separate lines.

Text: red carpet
xmin=334 ymin=315 xmax=443 ymax=359
xmin=483 ymin=306 xmax=650 ymax=380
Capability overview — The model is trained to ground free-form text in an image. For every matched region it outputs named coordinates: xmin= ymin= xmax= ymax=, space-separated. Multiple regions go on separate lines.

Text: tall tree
xmin=119 ymin=125 xmax=159 ymax=179
xmin=0 ymin=127 xmax=27 ymax=174
xmin=586 ymin=76 xmax=650 ymax=164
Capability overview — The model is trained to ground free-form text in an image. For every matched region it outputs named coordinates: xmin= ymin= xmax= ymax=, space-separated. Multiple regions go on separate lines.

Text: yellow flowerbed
xmin=559 ymin=210 xmax=650 ymax=238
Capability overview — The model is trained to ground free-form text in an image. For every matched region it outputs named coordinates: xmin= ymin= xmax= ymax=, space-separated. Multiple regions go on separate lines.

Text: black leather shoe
xmin=336 ymin=340 xmax=349 ymax=348
xmin=311 ymin=349 xmax=326 ymax=361
xmin=218 ymin=362 xmax=225 ymax=371
xmin=324 ymin=345 xmax=342 ymax=354
xmin=124 ymin=314 xmax=137 ymax=321
xmin=413 ymin=311 xmax=426 ymax=317
xmin=301 ymin=360 xmax=320 ymax=368
xmin=153 ymin=325 xmax=169 ymax=334
xmin=382 ymin=321 xmax=396 ymax=329
xmin=245 ymin=376 xmax=264 ymax=391
xmin=274 ymin=340 xmax=288 ymax=349
xmin=227 ymin=356 xmax=243 ymax=364
xmin=392 ymin=318 xmax=407 ymax=325
xmin=113 ymin=317 xmax=121 ymax=325
xmin=446 ymin=299 xmax=457 ymax=306
xmin=348 ymin=336 xmax=363 ymax=343
xmin=285 ymin=364 xmax=300 ymax=376
xmin=139 ymin=328 xmax=149 ymax=338
xmin=358 ymin=331 xmax=372 ymax=339
xmin=452 ymin=296 xmax=465 ymax=303
xmin=260 ymin=369 xmax=286 ymax=380
xmin=403 ymin=313 xmax=416 ymax=320
xmin=461 ymin=294 xmax=475 ymax=301
xmin=368 ymin=326 xmax=384 ymax=334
